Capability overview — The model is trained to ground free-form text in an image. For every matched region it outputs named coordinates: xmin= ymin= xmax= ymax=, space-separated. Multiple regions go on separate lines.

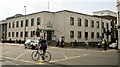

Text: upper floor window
xmin=21 ymin=20 xmax=23 ymax=27
xmin=12 ymin=22 xmax=15 ymax=28
xmin=78 ymin=18 xmax=81 ymax=26
xmin=78 ymin=31 xmax=81 ymax=38
xmin=102 ymin=22 xmax=104 ymax=28
xmin=91 ymin=20 xmax=94 ymax=28
xmin=96 ymin=21 xmax=99 ymax=28
xmin=9 ymin=23 xmax=11 ymax=28
xmin=16 ymin=21 xmax=19 ymax=28
xmin=70 ymin=31 xmax=74 ymax=38
xmin=37 ymin=17 xmax=41 ymax=25
xmin=85 ymin=19 xmax=88 ymax=27
xmin=25 ymin=19 xmax=28 ymax=26
xmin=70 ymin=17 xmax=74 ymax=26
xmin=106 ymin=23 xmax=109 ymax=29
xmin=31 ymin=18 xmax=34 ymax=26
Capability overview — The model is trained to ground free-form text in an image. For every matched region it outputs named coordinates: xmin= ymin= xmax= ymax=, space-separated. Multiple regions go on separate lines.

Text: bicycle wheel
xmin=31 ymin=51 xmax=40 ymax=61
xmin=44 ymin=51 xmax=51 ymax=62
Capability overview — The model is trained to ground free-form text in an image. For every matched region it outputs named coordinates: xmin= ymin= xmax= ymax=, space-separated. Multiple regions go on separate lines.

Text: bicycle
xmin=31 ymin=47 xmax=51 ymax=62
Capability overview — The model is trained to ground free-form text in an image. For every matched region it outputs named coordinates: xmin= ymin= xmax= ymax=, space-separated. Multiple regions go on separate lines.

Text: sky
xmin=0 ymin=0 xmax=117 ymax=20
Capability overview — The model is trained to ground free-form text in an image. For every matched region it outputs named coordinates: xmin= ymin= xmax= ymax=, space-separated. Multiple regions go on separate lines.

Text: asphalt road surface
xmin=0 ymin=43 xmax=119 ymax=67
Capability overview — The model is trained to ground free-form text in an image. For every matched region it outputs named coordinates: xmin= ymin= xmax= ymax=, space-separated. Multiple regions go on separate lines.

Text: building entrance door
xmin=47 ymin=31 xmax=52 ymax=40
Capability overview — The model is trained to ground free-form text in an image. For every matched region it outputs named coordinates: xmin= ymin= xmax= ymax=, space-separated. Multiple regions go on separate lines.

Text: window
xmin=16 ymin=32 xmax=19 ymax=37
xmin=9 ymin=23 xmax=11 ymax=28
xmin=31 ymin=31 xmax=33 ymax=37
xmin=31 ymin=31 xmax=35 ymax=37
xmin=96 ymin=21 xmax=99 ymax=28
xmin=25 ymin=31 xmax=28 ymax=37
xmin=16 ymin=21 xmax=19 ymax=27
xmin=85 ymin=19 xmax=88 ymax=27
xmin=20 ymin=32 xmax=23 ymax=37
xmin=70 ymin=17 xmax=74 ymax=26
xmin=91 ymin=20 xmax=94 ymax=28
xmin=97 ymin=32 xmax=99 ymax=38
xmin=37 ymin=17 xmax=41 ymax=25
xmin=25 ymin=19 xmax=28 ymax=26
xmin=31 ymin=18 xmax=34 ymax=26
xmin=91 ymin=32 xmax=94 ymax=38
xmin=70 ymin=31 xmax=74 ymax=38
xmin=12 ymin=32 xmax=14 ymax=37
xmin=78 ymin=18 xmax=81 ymax=26
xmin=102 ymin=22 xmax=104 ymax=28
xmin=106 ymin=23 xmax=109 ymax=29
xmin=78 ymin=31 xmax=81 ymax=38
xmin=8 ymin=32 xmax=10 ymax=37
xmin=21 ymin=20 xmax=23 ymax=27
xmin=12 ymin=22 xmax=15 ymax=28
xmin=85 ymin=32 xmax=88 ymax=38
xmin=33 ymin=31 xmax=35 ymax=35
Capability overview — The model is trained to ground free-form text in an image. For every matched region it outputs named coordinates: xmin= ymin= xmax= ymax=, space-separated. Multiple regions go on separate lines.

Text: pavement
xmin=0 ymin=43 xmax=118 ymax=51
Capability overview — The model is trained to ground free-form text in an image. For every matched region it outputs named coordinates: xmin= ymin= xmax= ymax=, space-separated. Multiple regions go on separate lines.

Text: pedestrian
xmin=74 ymin=40 xmax=77 ymax=48
xmin=85 ymin=39 xmax=89 ymax=49
xmin=56 ymin=39 xmax=60 ymax=47
xmin=61 ymin=39 xmax=64 ymax=48
xmin=104 ymin=39 xmax=107 ymax=51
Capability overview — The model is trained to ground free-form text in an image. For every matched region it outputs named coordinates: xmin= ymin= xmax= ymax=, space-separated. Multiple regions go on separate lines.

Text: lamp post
xmin=101 ymin=12 xmax=104 ymax=40
xmin=24 ymin=6 xmax=26 ymax=42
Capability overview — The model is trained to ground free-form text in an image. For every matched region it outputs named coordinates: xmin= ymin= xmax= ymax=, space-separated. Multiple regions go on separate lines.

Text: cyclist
xmin=38 ymin=36 xmax=47 ymax=60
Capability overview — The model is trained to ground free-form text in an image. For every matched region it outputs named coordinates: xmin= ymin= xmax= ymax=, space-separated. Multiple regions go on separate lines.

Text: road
xmin=0 ymin=43 xmax=119 ymax=67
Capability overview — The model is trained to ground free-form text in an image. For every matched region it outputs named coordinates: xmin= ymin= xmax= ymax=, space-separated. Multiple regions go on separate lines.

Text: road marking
xmin=5 ymin=61 xmax=19 ymax=65
xmin=61 ymin=52 xmax=68 ymax=59
xmin=1 ymin=56 xmax=40 ymax=65
xmin=2 ymin=51 xmax=11 ymax=55
xmin=14 ymin=50 xmax=30 ymax=60
xmin=50 ymin=53 xmax=89 ymax=63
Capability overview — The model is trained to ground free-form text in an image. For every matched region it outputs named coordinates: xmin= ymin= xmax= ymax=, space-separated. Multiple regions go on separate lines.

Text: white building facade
xmin=117 ymin=0 xmax=120 ymax=49
xmin=0 ymin=10 xmax=111 ymax=44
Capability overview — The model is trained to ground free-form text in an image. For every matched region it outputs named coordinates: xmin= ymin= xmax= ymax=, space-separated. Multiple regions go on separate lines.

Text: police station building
xmin=0 ymin=10 xmax=112 ymax=44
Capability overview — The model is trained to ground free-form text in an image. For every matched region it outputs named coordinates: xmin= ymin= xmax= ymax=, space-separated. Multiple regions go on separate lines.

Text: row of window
xmin=70 ymin=17 xmax=107 ymax=28
xmin=8 ymin=31 xmax=100 ymax=39
xmin=8 ymin=31 xmax=40 ymax=37
xmin=8 ymin=17 xmax=41 ymax=28
xmin=70 ymin=31 xmax=100 ymax=39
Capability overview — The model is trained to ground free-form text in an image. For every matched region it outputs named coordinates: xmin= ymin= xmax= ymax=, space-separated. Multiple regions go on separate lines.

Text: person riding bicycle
xmin=38 ymin=36 xmax=47 ymax=60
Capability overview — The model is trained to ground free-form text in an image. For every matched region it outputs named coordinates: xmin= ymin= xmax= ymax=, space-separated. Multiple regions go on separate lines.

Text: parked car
xmin=109 ymin=43 xmax=117 ymax=49
xmin=24 ymin=39 xmax=38 ymax=49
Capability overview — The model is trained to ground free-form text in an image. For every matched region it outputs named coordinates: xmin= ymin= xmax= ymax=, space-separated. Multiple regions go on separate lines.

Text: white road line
xmin=2 ymin=51 xmax=10 ymax=55
xmin=61 ymin=52 xmax=68 ymax=59
xmin=50 ymin=54 xmax=89 ymax=63
xmin=1 ymin=56 xmax=39 ymax=65
xmin=14 ymin=50 xmax=30 ymax=60
xmin=5 ymin=61 xmax=19 ymax=65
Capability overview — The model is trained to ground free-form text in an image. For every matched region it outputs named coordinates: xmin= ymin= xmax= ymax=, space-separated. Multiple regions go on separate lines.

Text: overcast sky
xmin=0 ymin=0 xmax=117 ymax=20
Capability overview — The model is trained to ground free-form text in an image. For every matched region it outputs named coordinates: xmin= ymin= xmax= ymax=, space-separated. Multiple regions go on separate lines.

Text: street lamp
xmin=24 ymin=6 xmax=26 ymax=42
xmin=101 ymin=12 xmax=104 ymax=40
